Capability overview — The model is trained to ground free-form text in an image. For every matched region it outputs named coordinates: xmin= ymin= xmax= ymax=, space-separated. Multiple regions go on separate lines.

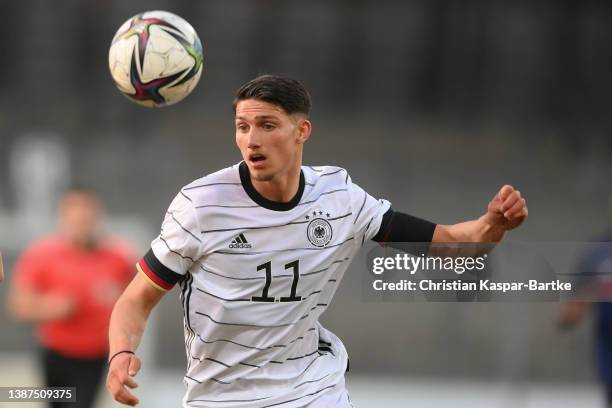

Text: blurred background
xmin=1 ymin=0 xmax=611 ymax=406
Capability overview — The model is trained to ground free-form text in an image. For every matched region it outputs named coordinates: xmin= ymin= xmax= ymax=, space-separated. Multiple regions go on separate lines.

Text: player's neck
xmin=251 ymin=165 xmax=301 ymax=203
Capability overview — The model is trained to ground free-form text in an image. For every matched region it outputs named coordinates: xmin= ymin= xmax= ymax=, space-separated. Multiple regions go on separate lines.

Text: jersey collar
xmin=239 ymin=161 xmax=305 ymax=211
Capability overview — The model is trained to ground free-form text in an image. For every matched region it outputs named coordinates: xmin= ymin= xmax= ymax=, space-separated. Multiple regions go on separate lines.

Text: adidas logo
xmin=229 ymin=233 xmax=252 ymax=249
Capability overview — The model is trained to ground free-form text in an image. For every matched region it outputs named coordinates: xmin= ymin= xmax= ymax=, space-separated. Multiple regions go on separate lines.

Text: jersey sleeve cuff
xmin=137 ymin=249 xmax=183 ymax=291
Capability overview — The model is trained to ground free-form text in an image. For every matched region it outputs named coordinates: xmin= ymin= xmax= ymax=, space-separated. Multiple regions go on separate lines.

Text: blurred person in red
xmin=7 ymin=186 xmax=134 ymax=408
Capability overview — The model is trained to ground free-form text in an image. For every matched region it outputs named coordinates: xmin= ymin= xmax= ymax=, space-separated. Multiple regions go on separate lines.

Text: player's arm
xmin=7 ymin=246 xmax=75 ymax=322
xmin=373 ymin=185 xmax=527 ymax=254
xmin=7 ymin=286 xmax=75 ymax=322
xmin=107 ymin=189 xmax=200 ymax=406
xmin=106 ymin=271 xmax=166 ymax=406
xmin=557 ymin=250 xmax=599 ymax=330
xmin=558 ymin=301 xmax=591 ymax=329
xmin=432 ymin=185 xmax=528 ymax=243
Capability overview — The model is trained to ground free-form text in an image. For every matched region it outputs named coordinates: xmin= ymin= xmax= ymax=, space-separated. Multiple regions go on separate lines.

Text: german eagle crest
xmin=306 ymin=215 xmax=333 ymax=247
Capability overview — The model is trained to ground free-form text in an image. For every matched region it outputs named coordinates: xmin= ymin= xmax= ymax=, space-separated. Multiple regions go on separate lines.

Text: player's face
xmin=59 ymin=192 xmax=102 ymax=247
xmin=235 ymin=99 xmax=310 ymax=183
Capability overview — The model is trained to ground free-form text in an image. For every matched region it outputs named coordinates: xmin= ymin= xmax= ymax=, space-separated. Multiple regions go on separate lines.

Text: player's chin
xmin=249 ymin=167 xmax=274 ymax=182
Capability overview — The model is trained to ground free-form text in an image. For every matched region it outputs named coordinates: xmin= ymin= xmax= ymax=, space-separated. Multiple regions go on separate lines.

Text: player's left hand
xmin=483 ymin=185 xmax=528 ymax=231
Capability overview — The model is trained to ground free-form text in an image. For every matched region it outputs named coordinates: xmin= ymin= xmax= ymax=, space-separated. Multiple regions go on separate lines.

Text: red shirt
xmin=13 ymin=235 xmax=134 ymax=358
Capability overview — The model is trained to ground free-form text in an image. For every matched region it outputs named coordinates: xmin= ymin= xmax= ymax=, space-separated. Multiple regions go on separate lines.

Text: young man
xmin=107 ymin=75 xmax=528 ymax=407
xmin=8 ymin=187 xmax=134 ymax=408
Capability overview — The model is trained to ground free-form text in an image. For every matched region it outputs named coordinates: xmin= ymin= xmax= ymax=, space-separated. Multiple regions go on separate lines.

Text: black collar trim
xmin=239 ymin=161 xmax=305 ymax=211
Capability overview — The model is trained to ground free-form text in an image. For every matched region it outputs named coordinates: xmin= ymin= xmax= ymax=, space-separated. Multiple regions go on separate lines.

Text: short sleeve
xmin=137 ymin=191 xmax=202 ymax=291
xmin=346 ymin=174 xmax=391 ymax=242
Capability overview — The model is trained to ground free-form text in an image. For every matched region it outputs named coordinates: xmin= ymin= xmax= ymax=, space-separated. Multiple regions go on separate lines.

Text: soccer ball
xmin=108 ymin=10 xmax=204 ymax=108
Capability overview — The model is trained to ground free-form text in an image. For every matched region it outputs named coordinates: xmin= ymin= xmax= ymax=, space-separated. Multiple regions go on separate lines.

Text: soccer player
xmin=8 ymin=187 xmax=134 ymax=408
xmin=558 ymin=194 xmax=612 ymax=407
xmin=106 ymin=75 xmax=528 ymax=407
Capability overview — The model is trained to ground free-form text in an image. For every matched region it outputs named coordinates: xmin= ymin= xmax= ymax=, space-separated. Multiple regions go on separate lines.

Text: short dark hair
xmin=233 ymin=75 xmax=311 ymax=115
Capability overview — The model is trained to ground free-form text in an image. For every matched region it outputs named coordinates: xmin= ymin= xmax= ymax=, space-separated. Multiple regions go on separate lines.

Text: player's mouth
xmin=249 ymin=153 xmax=267 ymax=169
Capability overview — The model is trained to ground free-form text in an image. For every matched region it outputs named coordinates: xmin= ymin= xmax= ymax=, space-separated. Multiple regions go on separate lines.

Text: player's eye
xmin=262 ymin=123 xmax=276 ymax=130
xmin=236 ymin=123 xmax=249 ymax=132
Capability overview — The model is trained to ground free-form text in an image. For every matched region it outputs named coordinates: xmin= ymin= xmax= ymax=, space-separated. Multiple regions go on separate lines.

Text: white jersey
xmin=137 ymin=162 xmax=390 ymax=407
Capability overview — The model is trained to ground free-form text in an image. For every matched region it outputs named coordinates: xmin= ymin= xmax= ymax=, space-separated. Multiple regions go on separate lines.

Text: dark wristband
xmin=108 ymin=350 xmax=135 ymax=365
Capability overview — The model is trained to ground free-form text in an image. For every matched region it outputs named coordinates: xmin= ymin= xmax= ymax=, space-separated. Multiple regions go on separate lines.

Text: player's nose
xmin=246 ymin=129 xmax=262 ymax=148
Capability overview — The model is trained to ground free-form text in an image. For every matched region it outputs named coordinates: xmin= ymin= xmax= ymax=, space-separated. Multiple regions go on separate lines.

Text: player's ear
xmin=296 ymin=118 xmax=311 ymax=145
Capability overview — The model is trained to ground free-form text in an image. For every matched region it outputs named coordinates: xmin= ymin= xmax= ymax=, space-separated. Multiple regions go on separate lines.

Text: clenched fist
xmin=483 ymin=184 xmax=528 ymax=231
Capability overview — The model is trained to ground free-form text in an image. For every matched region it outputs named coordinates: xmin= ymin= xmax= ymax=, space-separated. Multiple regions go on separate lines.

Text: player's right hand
xmin=106 ymin=353 xmax=141 ymax=406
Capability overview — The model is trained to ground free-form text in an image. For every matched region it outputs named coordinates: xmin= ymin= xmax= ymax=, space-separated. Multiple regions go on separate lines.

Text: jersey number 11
xmin=252 ymin=260 xmax=302 ymax=303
